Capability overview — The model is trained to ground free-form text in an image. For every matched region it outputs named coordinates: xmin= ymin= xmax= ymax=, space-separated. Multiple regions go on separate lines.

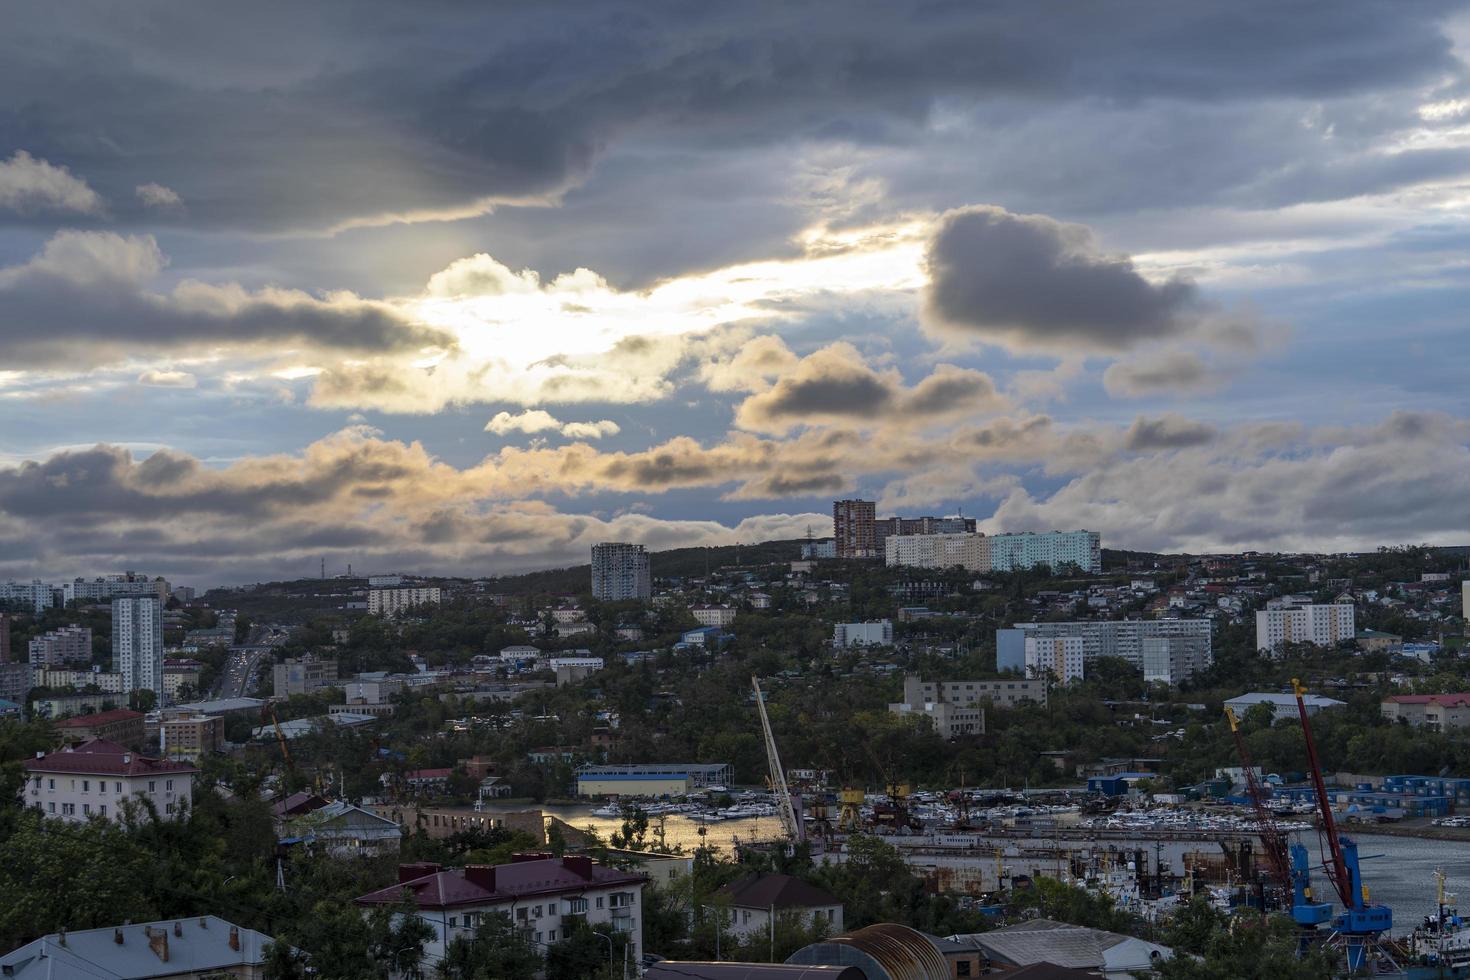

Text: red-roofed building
xmin=53 ymin=707 xmax=145 ymax=747
xmin=24 ymin=738 xmax=198 ymax=823
xmin=355 ymin=855 xmax=648 ymax=968
xmin=397 ymin=767 xmax=454 ymax=795
xmin=1382 ymin=693 xmax=1470 ymax=731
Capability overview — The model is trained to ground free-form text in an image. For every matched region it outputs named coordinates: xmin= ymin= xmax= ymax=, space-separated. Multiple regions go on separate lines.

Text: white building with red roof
xmin=23 ymin=738 xmax=198 ymax=823
xmin=355 ymin=854 xmax=648 ymax=968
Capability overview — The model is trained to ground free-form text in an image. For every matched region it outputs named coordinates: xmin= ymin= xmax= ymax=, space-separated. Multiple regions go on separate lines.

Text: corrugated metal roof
xmin=786 ymin=923 xmax=949 ymax=980
xmin=647 ymin=964 xmax=864 ymax=980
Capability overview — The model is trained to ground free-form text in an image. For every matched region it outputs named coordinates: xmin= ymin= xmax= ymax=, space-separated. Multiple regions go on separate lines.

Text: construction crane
xmin=751 ymin=676 xmax=802 ymax=842
xmin=1293 ymin=678 xmax=1392 ymax=971
xmin=1223 ymin=706 xmax=1293 ymax=889
xmin=263 ymin=703 xmax=294 ymax=776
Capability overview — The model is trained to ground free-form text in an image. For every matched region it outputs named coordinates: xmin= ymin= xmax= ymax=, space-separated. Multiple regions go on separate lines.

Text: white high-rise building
xmin=0 ymin=580 xmax=56 ymax=613
xmin=986 ymin=530 xmax=1102 ymax=574
xmin=1255 ymin=602 xmax=1355 ymax=655
xmin=591 ymin=543 xmax=651 ymax=601
xmin=63 ymin=573 xmax=169 ymax=604
xmin=1024 ymin=636 xmax=1085 ymax=683
xmin=1006 ymin=618 xmax=1213 ymax=684
xmin=884 ymin=532 xmax=991 ymax=572
xmin=112 ymin=596 xmax=163 ymax=699
xmin=367 ymin=587 xmax=442 ymax=618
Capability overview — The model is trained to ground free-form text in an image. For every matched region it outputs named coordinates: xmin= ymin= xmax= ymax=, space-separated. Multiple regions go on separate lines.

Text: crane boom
xmin=1292 ymin=677 xmax=1352 ymax=908
xmin=266 ymin=703 xmax=293 ymax=773
xmin=1224 ymin=706 xmax=1292 ymax=888
xmin=752 ymin=676 xmax=802 ymax=842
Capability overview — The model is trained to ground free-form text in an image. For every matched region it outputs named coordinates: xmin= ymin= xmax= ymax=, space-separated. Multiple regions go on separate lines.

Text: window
xmin=115 ymin=782 xmax=121 ymax=793
xmin=47 ymin=802 xmax=55 ymax=814
xmin=48 ymin=779 xmax=54 ymax=790
xmin=82 ymin=804 xmax=91 ymax=815
xmin=448 ymin=917 xmax=457 ymax=928
xmin=82 ymin=780 xmax=90 ymax=792
xmin=596 ymin=897 xmax=604 ymax=909
xmin=548 ymin=929 xmax=557 ymax=942
xmin=149 ymin=781 xmax=156 ymax=792
xmin=957 ymin=961 xmax=972 ymax=977
xmin=166 ymin=779 xmax=173 ymax=791
xmin=99 ymin=805 xmax=107 ymax=817
xmin=165 ymin=803 xmax=175 ymax=814
xmin=62 ymin=803 xmax=75 ymax=816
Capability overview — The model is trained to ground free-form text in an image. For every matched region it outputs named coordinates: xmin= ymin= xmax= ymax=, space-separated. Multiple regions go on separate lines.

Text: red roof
xmin=25 ymin=739 xmax=198 ymax=777
xmin=54 ymin=708 xmax=143 ymax=729
xmin=405 ymin=768 xmax=453 ymax=780
xmin=355 ymin=856 xmax=647 ymax=910
xmin=1387 ymin=693 xmax=1470 ymax=707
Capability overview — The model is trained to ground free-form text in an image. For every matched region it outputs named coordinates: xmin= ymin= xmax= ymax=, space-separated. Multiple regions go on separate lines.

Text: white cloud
xmin=135 ymin=182 xmax=185 ymax=210
xmin=137 ymin=369 xmax=198 ymax=388
xmin=0 ymin=150 xmax=104 ymax=215
xmin=485 ymin=409 xmax=621 ymax=440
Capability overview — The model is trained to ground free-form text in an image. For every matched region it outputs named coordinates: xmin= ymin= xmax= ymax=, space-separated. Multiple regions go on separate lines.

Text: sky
xmin=3 ymin=0 xmax=1470 ymax=586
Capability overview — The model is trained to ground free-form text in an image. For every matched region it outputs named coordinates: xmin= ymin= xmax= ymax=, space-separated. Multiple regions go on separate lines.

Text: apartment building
xmin=833 ymin=499 xmax=877 ymax=558
xmin=24 ymin=738 xmax=198 ymax=823
xmin=28 ymin=625 xmax=93 ymax=667
xmin=1000 ymin=619 xmax=1213 ymax=684
xmin=0 ymin=612 xmax=8 ymax=664
xmin=34 ymin=666 xmax=127 ymax=693
xmin=832 ymin=620 xmax=894 ymax=648
xmin=162 ymin=658 xmax=203 ymax=702
xmin=272 ymin=655 xmax=340 ymax=696
xmin=691 ymin=605 xmax=737 ymax=627
xmin=591 ymin=542 xmax=652 ymax=600
xmin=161 ymin=713 xmax=225 ymax=761
xmin=367 ymin=587 xmax=442 ymax=618
xmin=986 ymin=530 xmax=1102 ymax=574
xmin=872 ymin=515 xmax=977 ymax=552
xmin=1255 ymin=602 xmax=1355 ymax=654
xmin=54 ymin=708 xmax=146 ymax=746
xmin=355 ymin=856 xmax=648 ymax=968
xmin=0 ymin=580 xmax=57 ymax=612
xmin=1024 ymin=636 xmax=1086 ymax=683
xmin=884 ymin=532 xmax=991 ymax=572
xmin=1382 ymin=693 xmax=1470 ymax=731
xmin=888 ymin=697 xmax=985 ymax=738
xmin=63 ymin=573 xmax=170 ymax=604
xmin=900 ymin=674 xmax=1049 ymax=710
xmin=113 ymin=596 xmax=164 ymax=697
xmin=714 ymin=874 xmax=844 ymax=941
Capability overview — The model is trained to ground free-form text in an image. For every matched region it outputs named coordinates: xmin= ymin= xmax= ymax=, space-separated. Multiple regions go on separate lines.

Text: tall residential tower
xmin=591 ymin=543 xmax=652 ymax=601
xmin=113 ymin=596 xmax=163 ymax=700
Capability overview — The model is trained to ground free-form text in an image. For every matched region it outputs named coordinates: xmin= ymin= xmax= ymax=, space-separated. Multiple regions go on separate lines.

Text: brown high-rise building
xmin=833 ymin=499 xmax=877 ymax=558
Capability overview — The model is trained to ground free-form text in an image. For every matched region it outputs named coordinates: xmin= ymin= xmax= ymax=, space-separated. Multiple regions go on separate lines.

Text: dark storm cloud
xmin=922 ymin=205 xmax=1207 ymax=352
xmin=1124 ymin=415 xmax=1219 ymax=451
xmin=0 ymin=231 xmax=451 ymax=367
xmin=0 ymin=0 xmax=1459 ymax=232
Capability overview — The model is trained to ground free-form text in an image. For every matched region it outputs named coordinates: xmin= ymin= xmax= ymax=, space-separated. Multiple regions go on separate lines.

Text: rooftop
xmin=0 ymin=915 xmax=277 ymax=978
xmin=54 ymin=708 xmax=144 ymax=728
xmin=1386 ymin=693 xmax=1470 ymax=706
xmin=716 ymin=873 xmax=840 ymax=910
xmin=355 ymin=856 xmax=646 ymax=910
xmin=25 ymin=739 xmax=198 ymax=778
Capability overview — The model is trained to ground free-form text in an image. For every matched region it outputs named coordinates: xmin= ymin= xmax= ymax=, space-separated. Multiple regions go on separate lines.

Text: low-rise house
xmin=948 ymin=918 xmax=1173 ymax=977
xmin=54 ymin=707 xmax=146 ymax=747
xmin=24 ymin=739 xmax=197 ymax=823
xmin=287 ymin=800 xmax=402 ymax=855
xmin=0 ymin=916 xmax=282 ymax=979
xmin=354 ymin=856 xmax=648 ymax=968
xmin=1382 ymin=693 xmax=1470 ymax=731
xmin=714 ymin=873 xmax=844 ymax=941
xmin=691 ymin=605 xmax=737 ymax=628
xmin=401 ymin=767 xmax=453 ymax=795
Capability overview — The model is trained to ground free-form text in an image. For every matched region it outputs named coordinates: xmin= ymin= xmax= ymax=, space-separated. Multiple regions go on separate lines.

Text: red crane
xmin=1224 ymin=705 xmax=1293 ymax=888
xmin=1292 ymin=677 xmax=1352 ymax=908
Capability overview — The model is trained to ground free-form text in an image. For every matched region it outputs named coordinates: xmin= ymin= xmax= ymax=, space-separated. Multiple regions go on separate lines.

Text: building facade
xmin=714 ymin=874 xmax=844 ymax=942
xmin=161 ymin=713 xmax=225 ymax=761
xmin=1255 ymin=602 xmax=1355 ymax=654
xmin=272 ymin=655 xmax=340 ymax=696
xmin=63 ymin=573 xmax=170 ymax=604
xmin=832 ymin=499 xmax=877 ymax=559
xmin=1002 ymin=618 xmax=1213 ymax=684
xmin=1382 ymin=693 xmax=1470 ymax=731
xmin=367 ymin=587 xmax=443 ymax=618
xmin=0 ymin=580 xmax=57 ymax=612
xmin=832 ymin=620 xmax=894 ymax=648
xmin=54 ymin=708 xmax=146 ymax=746
xmin=900 ymin=675 xmax=1049 ymax=710
xmin=1024 ymin=636 xmax=1086 ymax=683
xmin=691 ymin=605 xmax=737 ymax=627
xmin=25 ymin=739 xmax=197 ymax=823
xmin=986 ymin=530 xmax=1102 ymax=574
xmin=590 ymin=543 xmax=652 ymax=601
xmin=28 ymin=625 xmax=92 ymax=667
xmin=884 ymin=532 xmax=991 ymax=572
xmin=113 ymin=596 xmax=164 ymax=697
xmin=0 ymin=662 xmax=30 ymax=702
xmin=355 ymin=857 xmax=648 ymax=968
xmin=34 ymin=666 xmax=127 ymax=693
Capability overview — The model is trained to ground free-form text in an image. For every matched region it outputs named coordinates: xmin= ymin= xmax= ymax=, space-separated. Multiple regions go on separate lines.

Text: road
xmin=218 ymin=624 xmax=287 ymax=699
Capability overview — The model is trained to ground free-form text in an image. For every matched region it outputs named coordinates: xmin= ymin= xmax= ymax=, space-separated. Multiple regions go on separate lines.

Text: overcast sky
xmin=4 ymin=0 xmax=1470 ymax=585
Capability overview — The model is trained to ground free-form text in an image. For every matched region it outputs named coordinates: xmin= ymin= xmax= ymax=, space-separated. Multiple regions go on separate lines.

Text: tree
xmin=128 ymin=688 xmax=158 ymax=713
xmin=545 ymin=922 xmax=629 ymax=980
xmin=437 ymin=913 xmax=540 ymax=980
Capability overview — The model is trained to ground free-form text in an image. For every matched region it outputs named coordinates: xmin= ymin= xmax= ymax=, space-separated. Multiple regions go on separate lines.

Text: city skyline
xmin=4 ymin=2 xmax=1470 ymax=584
